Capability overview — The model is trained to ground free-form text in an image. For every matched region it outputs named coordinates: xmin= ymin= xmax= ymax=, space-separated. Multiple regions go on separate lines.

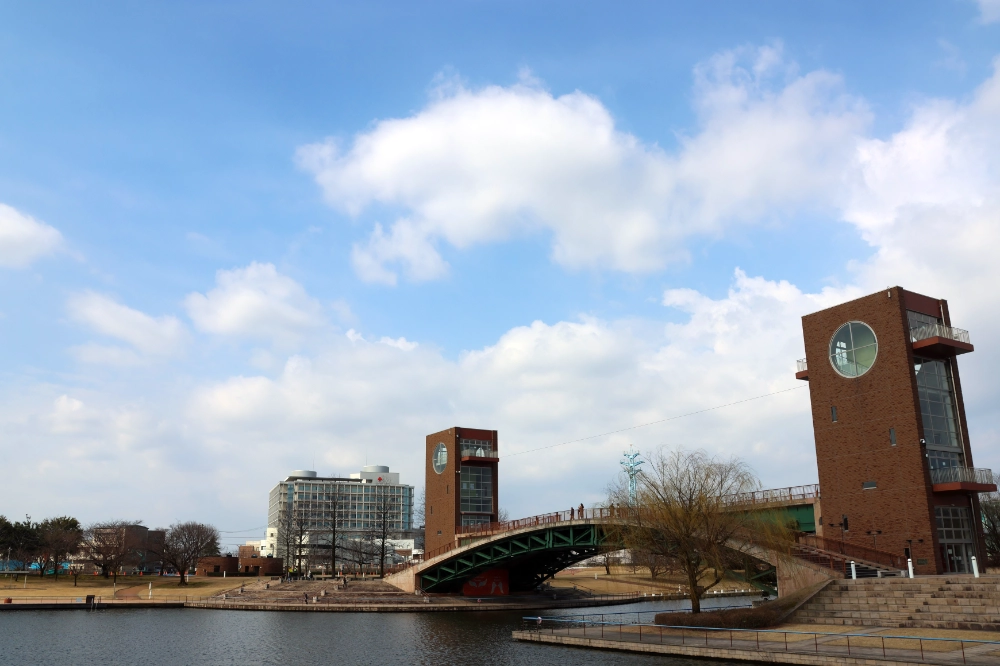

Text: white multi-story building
xmin=263 ymin=466 xmax=414 ymax=561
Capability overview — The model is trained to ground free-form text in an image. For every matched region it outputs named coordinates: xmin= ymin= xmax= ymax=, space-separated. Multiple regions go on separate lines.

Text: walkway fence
xmin=796 ymin=533 xmax=907 ymax=570
xmin=723 ymin=484 xmax=820 ymax=506
xmin=519 ymin=617 xmax=1000 ymax=665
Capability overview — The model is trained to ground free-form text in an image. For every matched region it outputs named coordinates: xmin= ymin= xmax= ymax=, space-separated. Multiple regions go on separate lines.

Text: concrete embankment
xmin=185 ymin=595 xmax=673 ymax=613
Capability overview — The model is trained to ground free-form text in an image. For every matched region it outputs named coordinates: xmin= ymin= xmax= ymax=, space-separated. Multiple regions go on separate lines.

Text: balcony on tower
xmin=911 ymin=323 xmax=974 ymax=358
xmin=795 ymin=358 xmax=809 ymax=381
xmin=459 ymin=438 xmax=498 ymax=462
xmin=930 ymin=466 xmax=996 ymax=493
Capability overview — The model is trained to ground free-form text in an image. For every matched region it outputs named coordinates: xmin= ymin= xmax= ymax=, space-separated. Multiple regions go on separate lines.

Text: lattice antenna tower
xmin=620 ymin=447 xmax=644 ymax=505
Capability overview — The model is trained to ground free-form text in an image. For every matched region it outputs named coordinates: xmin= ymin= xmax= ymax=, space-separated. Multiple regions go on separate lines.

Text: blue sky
xmin=2 ymin=1 xmax=999 ymax=545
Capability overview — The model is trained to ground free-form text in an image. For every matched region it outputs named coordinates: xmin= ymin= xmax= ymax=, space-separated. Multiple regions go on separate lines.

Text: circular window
xmin=829 ymin=321 xmax=878 ymax=378
xmin=432 ymin=442 xmax=448 ymax=474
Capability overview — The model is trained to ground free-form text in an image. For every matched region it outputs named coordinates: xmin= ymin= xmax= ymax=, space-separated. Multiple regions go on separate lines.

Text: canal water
xmin=0 ymin=598 xmax=749 ymax=665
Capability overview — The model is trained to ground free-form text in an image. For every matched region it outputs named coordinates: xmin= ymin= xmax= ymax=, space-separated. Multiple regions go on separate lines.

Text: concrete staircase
xmin=790 ymin=576 xmax=1000 ymax=630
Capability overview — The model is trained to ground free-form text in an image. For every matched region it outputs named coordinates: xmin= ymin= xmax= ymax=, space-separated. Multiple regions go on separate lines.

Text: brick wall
xmin=424 ymin=426 xmax=499 ymax=553
xmin=801 ymin=287 xmax=982 ymax=575
xmin=425 ymin=428 xmax=460 ymax=553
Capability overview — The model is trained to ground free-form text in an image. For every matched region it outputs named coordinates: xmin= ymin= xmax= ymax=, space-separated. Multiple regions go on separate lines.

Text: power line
xmin=504 ymin=384 xmax=808 ymax=458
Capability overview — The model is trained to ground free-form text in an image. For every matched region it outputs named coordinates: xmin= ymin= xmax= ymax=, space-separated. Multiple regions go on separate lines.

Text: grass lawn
xmin=548 ymin=566 xmax=760 ymax=596
xmin=0 ymin=573 xmax=247 ymax=599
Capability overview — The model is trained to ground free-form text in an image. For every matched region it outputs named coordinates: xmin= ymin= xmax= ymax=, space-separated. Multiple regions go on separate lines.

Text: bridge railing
xmin=723 ymin=484 xmax=820 ymax=507
xmin=383 ymin=507 xmax=621 ymax=577
xmin=384 ymin=485 xmax=827 ymax=577
xmin=456 ymin=507 xmax=616 ymax=538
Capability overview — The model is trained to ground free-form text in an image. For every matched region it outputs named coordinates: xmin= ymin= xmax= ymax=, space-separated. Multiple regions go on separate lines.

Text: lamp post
xmin=829 ymin=515 xmax=848 ymax=554
xmin=866 ymin=530 xmax=882 ymax=550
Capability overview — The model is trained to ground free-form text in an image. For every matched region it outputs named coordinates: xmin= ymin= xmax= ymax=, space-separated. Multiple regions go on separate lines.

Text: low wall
xmin=777 ymin=557 xmax=835 ymax=597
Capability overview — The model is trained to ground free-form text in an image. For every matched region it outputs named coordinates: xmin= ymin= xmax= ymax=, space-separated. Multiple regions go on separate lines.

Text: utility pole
xmin=620 ymin=448 xmax=644 ymax=505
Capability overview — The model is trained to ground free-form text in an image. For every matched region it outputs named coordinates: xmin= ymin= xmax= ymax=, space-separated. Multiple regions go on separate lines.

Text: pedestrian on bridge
xmin=579 ymin=503 xmax=585 ymax=518
xmin=570 ymin=507 xmax=575 ymax=520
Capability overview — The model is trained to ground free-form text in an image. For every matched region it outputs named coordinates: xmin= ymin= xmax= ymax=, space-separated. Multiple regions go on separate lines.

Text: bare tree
xmin=82 ymin=521 xmax=145 ymax=581
xmin=275 ymin=506 xmax=296 ymax=578
xmin=632 ymin=548 xmax=669 ymax=579
xmin=600 ymin=550 xmax=616 ymax=575
xmin=321 ymin=485 xmax=346 ymax=575
xmin=608 ymin=449 xmax=792 ymax=613
xmin=161 ymin=522 xmax=220 ymax=586
xmin=369 ymin=485 xmax=400 ymax=577
xmin=413 ymin=487 xmax=425 ymax=528
xmin=342 ymin=533 xmax=375 ymax=574
xmin=981 ymin=473 xmax=1000 ymax=567
xmin=291 ymin=506 xmax=312 ymax=576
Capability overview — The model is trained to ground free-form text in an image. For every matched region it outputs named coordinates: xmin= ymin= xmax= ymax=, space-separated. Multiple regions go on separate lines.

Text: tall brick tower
xmin=797 ymin=287 xmax=993 ymax=575
xmin=424 ymin=427 xmax=499 ymax=554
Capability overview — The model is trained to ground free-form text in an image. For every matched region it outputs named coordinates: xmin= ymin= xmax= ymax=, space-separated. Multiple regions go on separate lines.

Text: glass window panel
xmin=850 ymin=322 xmax=877 ymax=349
xmin=830 ymin=349 xmax=857 ymax=377
xmin=829 ymin=322 xmax=877 ymax=378
xmin=831 ymin=325 xmax=853 ymax=356
xmin=854 ymin=344 xmax=877 ymax=372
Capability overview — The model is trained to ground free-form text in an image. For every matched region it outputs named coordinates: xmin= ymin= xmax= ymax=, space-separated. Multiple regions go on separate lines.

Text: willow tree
xmin=608 ymin=449 xmax=793 ymax=613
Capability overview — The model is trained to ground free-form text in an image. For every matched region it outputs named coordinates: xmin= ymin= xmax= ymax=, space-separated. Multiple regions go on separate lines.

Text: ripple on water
xmin=0 ymin=601 xmax=749 ymax=666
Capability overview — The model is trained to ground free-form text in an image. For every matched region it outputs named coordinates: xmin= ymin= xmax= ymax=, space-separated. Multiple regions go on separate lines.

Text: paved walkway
xmin=514 ymin=622 xmax=1000 ymax=665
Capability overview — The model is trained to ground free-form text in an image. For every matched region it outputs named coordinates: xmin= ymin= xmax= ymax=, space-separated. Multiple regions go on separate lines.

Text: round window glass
xmin=432 ymin=442 xmax=448 ymax=474
xmin=829 ymin=321 xmax=878 ymax=378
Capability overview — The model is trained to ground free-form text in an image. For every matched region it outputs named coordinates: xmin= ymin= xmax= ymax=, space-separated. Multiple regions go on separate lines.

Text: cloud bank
xmin=299 ymin=45 xmax=869 ymax=284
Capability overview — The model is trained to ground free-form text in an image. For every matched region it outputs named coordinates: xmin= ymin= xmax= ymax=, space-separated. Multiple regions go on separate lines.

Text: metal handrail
xmin=930 ymin=466 xmax=994 ymax=486
xmin=459 ymin=445 xmax=496 ymax=458
xmin=0 ymin=595 xmax=214 ymax=604
xmin=796 ymin=533 xmax=906 ymax=569
xmin=796 ymin=358 xmax=807 ymax=372
xmin=724 ymin=484 xmax=820 ymax=507
xmin=910 ymin=323 xmax=971 ymax=345
xmin=519 ymin=617 xmax=1000 ymax=663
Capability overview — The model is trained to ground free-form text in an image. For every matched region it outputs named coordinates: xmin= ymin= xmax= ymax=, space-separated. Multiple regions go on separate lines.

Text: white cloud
xmin=67 ymin=291 xmax=188 ymax=360
xmin=181 ymin=272 xmax=837 ymax=516
xmin=976 ymin=0 xmax=1000 ymax=23
xmin=299 ymin=46 xmax=868 ymax=283
xmin=0 ymin=203 xmax=63 ymax=268
xmin=184 ymin=262 xmax=325 ymax=343
xmin=839 ymin=59 xmax=1000 ymax=450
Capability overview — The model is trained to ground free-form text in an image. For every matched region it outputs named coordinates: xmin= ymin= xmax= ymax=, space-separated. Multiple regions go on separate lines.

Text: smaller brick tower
xmin=798 ymin=287 xmax=993 ymax=575
xmin=425 ymin=427 xmax=499 ymax=554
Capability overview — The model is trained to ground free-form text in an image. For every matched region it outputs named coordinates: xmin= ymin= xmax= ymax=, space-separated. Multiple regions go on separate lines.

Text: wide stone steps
xmin=789 ymin=576 xmax=1000 ymax=630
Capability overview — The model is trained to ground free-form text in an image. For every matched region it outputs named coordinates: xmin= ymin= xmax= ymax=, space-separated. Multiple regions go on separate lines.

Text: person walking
xmin=578 ymin=503 xmax=585 ymax=518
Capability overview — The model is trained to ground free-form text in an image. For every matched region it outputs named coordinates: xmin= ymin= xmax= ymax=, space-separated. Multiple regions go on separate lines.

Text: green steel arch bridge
xmin=384 ymin=484 xmax=824 ymax=595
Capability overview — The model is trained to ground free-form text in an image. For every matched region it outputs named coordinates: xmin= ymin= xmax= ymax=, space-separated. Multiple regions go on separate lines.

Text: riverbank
xmin=1 ymin=576 xmax=759 ymax=613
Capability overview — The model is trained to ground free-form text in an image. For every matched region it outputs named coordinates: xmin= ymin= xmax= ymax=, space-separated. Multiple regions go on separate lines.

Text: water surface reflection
xmin=0 ymin=600 xmax=747 ymax=665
